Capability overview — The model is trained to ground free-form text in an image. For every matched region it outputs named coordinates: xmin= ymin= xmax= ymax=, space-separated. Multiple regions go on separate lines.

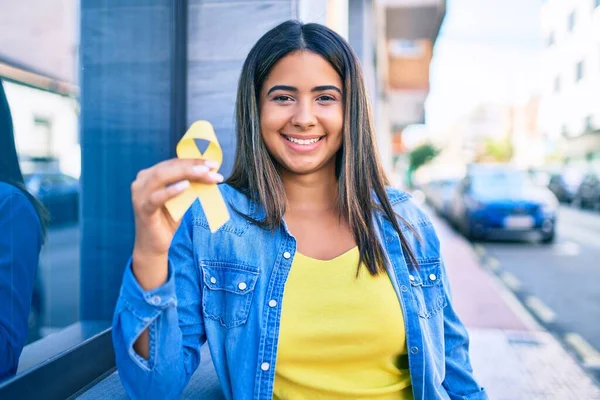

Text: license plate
xmin=504 ymin=215 xmax=534 ymax=230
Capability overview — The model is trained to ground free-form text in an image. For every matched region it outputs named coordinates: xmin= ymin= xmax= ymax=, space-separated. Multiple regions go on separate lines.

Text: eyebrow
xmin=266 ymin=85 xmax=342 ymax=95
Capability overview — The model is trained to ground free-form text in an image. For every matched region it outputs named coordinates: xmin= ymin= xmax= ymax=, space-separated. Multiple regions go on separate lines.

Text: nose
xmin=291 ymin=99 xmax=316 ymax=130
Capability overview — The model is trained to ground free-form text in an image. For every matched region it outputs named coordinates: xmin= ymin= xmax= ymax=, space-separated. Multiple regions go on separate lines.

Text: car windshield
xmin=471 ymin=170 xmax=530 ymax=196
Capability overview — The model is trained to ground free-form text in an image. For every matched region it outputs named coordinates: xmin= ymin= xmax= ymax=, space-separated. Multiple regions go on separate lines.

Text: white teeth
xmin=285 ymin=136 xmax=321 ymax=145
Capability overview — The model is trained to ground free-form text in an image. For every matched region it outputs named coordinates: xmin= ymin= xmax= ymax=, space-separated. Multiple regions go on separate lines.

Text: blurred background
xmin=0 ymin=0 xmax=599 ymax=398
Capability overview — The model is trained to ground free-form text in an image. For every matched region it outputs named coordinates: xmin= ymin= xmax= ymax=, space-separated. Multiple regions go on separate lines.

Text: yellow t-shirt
xmin=273 ymin=247 xmax=413 ymax=400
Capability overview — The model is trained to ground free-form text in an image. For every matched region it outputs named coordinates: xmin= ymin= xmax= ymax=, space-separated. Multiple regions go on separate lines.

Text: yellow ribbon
xmin=164 ymin=120 xmax=230 ymax=232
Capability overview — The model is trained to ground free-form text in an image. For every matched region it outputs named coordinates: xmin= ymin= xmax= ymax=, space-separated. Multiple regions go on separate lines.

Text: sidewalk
xmin=425 ymin=203 xmax=600 ymax=400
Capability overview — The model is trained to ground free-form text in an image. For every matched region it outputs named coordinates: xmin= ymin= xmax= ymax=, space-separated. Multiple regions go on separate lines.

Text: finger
xmin=142 ymin=179 xmax=192 ymax=215
xmin=139 ymin=159 xmax=223 ymax=194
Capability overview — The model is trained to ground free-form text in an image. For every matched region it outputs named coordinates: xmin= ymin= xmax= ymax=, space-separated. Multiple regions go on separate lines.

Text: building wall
xmin=388 ymin=90 xmax=428 ymax=127
xmin=387 ymin=39 xmax=432 ymax=91
xmin=298 ymin=0 xmax=350 ymax=39
xmin=539 ymin=0 xmax=600 ymax=144
xmin=374 ymin=2 xmax=395 ymax=177
xmin=0 ymin=0 xmax=79 ymax=84
xmin=381 ymin=0 xmax=445 ymax=182
xmin=511 ymin=98 xmax=546 ymax=168
xmin=0 ymin=0 xmax=81 ymax=179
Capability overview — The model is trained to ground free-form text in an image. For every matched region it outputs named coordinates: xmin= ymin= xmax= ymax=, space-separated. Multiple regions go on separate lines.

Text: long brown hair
xmin=227 ymin=20 xmax=418 ymax=275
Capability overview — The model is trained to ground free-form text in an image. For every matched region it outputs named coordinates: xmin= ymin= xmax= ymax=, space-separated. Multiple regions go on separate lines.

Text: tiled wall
xmin=80 ymin=0 xmax=175 ymax=320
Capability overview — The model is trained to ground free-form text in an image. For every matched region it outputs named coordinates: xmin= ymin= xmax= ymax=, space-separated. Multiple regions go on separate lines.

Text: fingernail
xmin=204 ymin=161 xmax=219 ymax=169
xmin=173 ymin=180 xmax=190 ymax=191
xmin=192 ymin=165 xmax=209 ymax=174
xmin=208 ymin=172 xmax=224 ymax=183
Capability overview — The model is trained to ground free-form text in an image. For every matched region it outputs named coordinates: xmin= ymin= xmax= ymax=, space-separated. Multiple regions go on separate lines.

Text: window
xmin=0 ymin=0 xmax=81 ymax=388
xmin=3 ymin=81 xmax=80 ymax=341
xmin=585 ymin=115 xmax=593 ymax=131
xmin=388 ymin=39 xmax=424 ymax=58
xmin=576 ymin=60 xmax=585 ymax=81
xmin=585 ymin=116 xmax=592 ymax=131
xmin=568 ymin=10 xmax=576 ymax=32
xmin=32 ymin=116 xmax=53 ymax=157
xmin=554 ymin=76 xmax=561 ymax=92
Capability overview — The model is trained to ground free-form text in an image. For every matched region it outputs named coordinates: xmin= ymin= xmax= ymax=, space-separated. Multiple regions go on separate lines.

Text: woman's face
xmin=259 ymin=50 xmax=344 ymax=176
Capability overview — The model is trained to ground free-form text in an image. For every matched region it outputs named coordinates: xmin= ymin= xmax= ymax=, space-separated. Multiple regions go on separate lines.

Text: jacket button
xmin=429 ymin=274 xmax=437 ymax=281
xmin=261 ymin=362 xmax=270 ymax=371
xmin=150 ymin=296 xmax=161 ymax=305
xmin=268 ymin=300 xmax=278 ymax=308
xmin=400 ymin=285 xmax=408 ymax=292
xmin=409 ymin=275 xmax=415 ymax=281
xmin=210 ymin=277 xmax=217 ymax=284
xmin=283 ymin=252 xmax=291 ymax=259
xmin=238 ymin=282 xmax=247 ymax=291
xmin=410 ymin=346 xmax=419 ymax=354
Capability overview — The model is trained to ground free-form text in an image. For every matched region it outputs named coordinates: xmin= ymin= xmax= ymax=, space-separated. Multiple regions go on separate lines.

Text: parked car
xmin=425 ymin=178 xmax=460 ymax=218
xmin=572 ymin=173 xmax=600 ymax=210
xmin=448 ymin=164 xmax=558 ymax=243
xmin=548 ymin=171 xmax=583 ymax=204
xmin=24 ymin=172 xmax=79 ymax=226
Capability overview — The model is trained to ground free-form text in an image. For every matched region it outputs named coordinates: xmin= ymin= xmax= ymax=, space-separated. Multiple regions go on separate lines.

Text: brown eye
xmin=274 ymin=95 xmax=293 ymax=102
xmin=317 ymin=95 xmax=336 ymax=102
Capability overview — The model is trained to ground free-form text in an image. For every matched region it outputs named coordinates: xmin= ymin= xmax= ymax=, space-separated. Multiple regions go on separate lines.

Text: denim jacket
xmin=112 ymin=184 xmax=488 ymax=400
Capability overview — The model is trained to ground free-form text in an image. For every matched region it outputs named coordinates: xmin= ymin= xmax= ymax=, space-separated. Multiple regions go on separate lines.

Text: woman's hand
xmin=130 ymin=158 xmax=223 ymax=289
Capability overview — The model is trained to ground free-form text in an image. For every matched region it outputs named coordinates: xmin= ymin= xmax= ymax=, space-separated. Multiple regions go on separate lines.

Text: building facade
xmin=377 ymin=0 xmax=446 ymax=181
xmin=539 ymin=0 xmax=600 ymax=171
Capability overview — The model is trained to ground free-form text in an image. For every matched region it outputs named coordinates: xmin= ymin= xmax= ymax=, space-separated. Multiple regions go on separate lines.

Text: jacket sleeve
xmin=440 ymin=259 xmax=488 ymax=400
xmin=0 ymin=192 xmax=41 ymax=380
xmin=112 ymin=209 xmax=206 ymax=400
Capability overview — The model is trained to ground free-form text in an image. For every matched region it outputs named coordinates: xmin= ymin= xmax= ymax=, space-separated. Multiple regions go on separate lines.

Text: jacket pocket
xmin=409 ymin=261 xmax=447 ymax=318
xmin=200 ymin=261 xmax=259 ymax=328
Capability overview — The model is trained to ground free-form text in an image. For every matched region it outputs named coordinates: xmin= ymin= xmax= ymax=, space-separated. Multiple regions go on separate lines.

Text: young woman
xmin=0 ymin=79 xmax=48 ymax=380
xmin=113 ymin=20 xmax=487 ymax=400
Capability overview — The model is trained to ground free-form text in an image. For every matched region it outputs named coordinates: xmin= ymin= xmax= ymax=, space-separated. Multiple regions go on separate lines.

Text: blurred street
xmin=473 ymin=204 xmax=600 ymax=379
xmin=419 ymin=197 xmax=600 ymax=399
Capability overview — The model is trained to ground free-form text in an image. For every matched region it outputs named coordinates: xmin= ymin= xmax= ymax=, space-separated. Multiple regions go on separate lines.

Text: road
xmin=472 ymin=205 xmax=600 ymax=380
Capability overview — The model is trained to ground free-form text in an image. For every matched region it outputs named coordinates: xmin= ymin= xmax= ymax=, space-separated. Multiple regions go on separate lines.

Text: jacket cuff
xmin=119 ymin=258 xmax=177 ymax=320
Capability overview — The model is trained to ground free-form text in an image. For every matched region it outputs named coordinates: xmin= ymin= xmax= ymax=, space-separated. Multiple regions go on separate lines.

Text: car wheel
xmin=461 ymin=216 xmax=473 ymax=239
xmin=541 ymin=229 xmax=556 ymax=244
xmin=464 ymin=218 xmax=483 ymax=241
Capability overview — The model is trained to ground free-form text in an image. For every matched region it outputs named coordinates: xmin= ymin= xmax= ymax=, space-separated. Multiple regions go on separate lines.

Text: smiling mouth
xmin=281 ymin=134 xmax=326 ymax=145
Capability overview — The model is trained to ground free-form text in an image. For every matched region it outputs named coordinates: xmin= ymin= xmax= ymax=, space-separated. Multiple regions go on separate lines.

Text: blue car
xmin=24 ymin=172 xmax=80 ymax=226
xmin=448 ymin=165 xmax=558 ymax=243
